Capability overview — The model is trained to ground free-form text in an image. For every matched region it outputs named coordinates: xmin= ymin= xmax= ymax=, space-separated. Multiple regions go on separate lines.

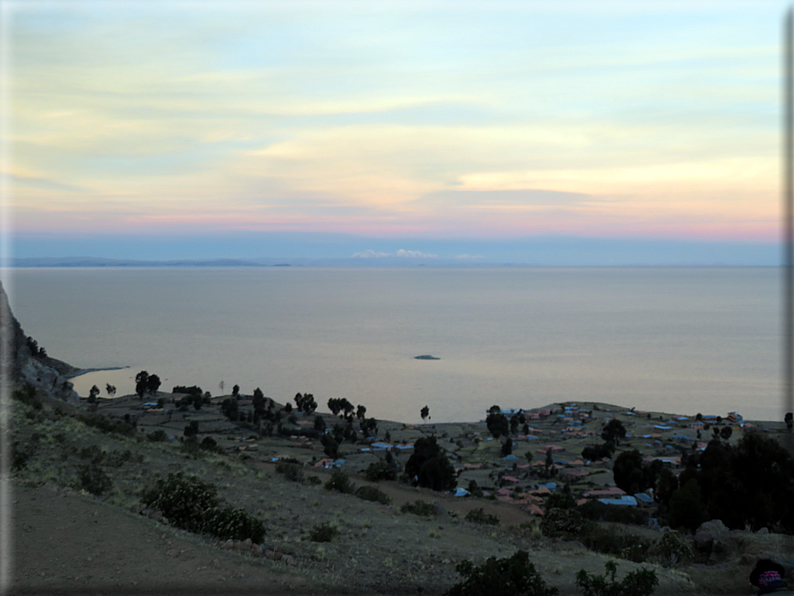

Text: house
xmin=599 ymin=495 xmax=638 ymax=506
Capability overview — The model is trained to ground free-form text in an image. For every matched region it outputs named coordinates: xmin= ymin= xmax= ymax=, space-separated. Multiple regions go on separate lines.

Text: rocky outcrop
xmin=0 ymin=281 xmax=80 ymax=405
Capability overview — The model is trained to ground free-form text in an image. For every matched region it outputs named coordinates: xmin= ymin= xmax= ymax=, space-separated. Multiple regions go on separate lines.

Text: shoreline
xmin=65 ymin=365 xmax=130 ymax=379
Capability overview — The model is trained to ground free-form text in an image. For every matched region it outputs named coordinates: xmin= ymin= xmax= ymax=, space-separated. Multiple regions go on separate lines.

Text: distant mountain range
xmin=8 ymin=256 xmax=502 ymax=268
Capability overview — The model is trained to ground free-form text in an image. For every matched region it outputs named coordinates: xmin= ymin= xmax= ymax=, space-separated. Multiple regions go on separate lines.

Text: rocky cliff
xmin=1 ymin=281 xmax=80 ymax=404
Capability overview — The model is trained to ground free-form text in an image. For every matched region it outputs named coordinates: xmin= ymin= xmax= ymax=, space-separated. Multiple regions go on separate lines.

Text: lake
xmin=5 ymin=266 xmax=785 ymax=423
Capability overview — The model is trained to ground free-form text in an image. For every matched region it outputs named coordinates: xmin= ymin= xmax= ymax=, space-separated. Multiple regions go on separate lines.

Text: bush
xmin=76 ymin=463 xmax=112 ymax=496
xmin=11 ymin=441 xmax=33 ymax=471
xmin=579 ymin=501 xmax=650 ymax=526
xmin=582 ymin=526 xmax=652 ymax=563
xmin=465 ymin=508 xmax=499 ymax=526
xmin=140 ymin=472 xmax=264 ymax=541
xmin=202 ymin=506 xmax=265 ymax=543
xmin=365 ymin=460 xmax=398 ymax=482
xmin=401 ymin=500 xmax=436 ymax=516
xmin=12 ymin=383 xmax=41 ymax=410
xmin=540 ymin=507 xmax=590 ymax=538
xmin=354 ymin=485 xmax=391 ymax=505
xmin=81 ymin=413 xmax=136 ymax=437
xmin=309 ymin=522 xmax=340 ymax=542
xmin=324 ymin=470 xmax=355 ymax=494
xmin=576 ymin=561 xmax=658 ymax=596
xmin=445 ymin=550 xmax=558 ymax=596
xmin=147 ymin=429 xmax=168 ymax=442
xmin=276 ymin=462 xmax=305 ymax=482
xmin=648 ymin=531 xmax=694 ymax=567
xmin=141 ymin=472 xmax=220 ymax=531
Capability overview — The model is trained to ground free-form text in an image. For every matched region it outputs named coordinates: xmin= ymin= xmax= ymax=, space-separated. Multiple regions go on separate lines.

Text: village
xmin=98 ymin=389 xmax=760 ymax=522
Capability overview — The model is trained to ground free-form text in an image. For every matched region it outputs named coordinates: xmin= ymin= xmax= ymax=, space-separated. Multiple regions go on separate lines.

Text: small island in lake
xmin=414 ymin=354 xmax=440 ymax=360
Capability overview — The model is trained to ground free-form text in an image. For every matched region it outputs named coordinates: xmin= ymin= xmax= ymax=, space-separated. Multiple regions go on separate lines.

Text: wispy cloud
xmin=352 ymin=249 xmax=438 ymax=258
xmin=5 ymin=1 xmax=784 ymax=249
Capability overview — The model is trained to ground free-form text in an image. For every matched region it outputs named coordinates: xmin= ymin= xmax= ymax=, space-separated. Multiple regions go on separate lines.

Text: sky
xmin=1 ymin=1 xmax=791 ymax=264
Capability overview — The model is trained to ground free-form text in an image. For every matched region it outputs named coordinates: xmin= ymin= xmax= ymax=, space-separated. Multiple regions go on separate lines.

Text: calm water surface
xmin=5 ymin=267 xmax=784 ymax=423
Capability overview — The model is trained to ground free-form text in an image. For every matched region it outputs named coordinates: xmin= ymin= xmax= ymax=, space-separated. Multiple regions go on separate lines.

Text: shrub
xmin=141 ymin=472 xmax=220 ymax=531
xmin=365 ymin=460 xmax=398 ymax=482
xmin=76 ymin=463 xmax=112 ymax=496
xmin=445 ymin=550 xmax=558 ymax=596
xmin=309 ymin=522 xmax=340 ymax=542
xmin=79 ymin=444 xmax=105 ymax=464
xmin=576 ymin=561 xmax=658 ymax=596
xmin=400 ymin=500 xmax=436 ymax=516
xmin=11 ymin=441 xmax=33 ymax=471
xmin=202 ymin=506 xmax=265 ymax=543
xmin=545 ymin=491 xmax=577 ymax=511
xmin=12 ymin=384 xmax=42 ymax=410
xmin=81 ymin=413 xmax=136 ymax=437
xmin=354 ymin=485 xmax=391 ymax=505
xmin=540 ymin=507 xmax=589 ymax=538
xmin=276 ymin=462 xmax=304 ymax=483
xmin=579 ymin=501 xmax=650 ymax=526
xmin=140 ymin=472 xmax=265 ymax=541
xmin=199 ymin=436 xmax=224 ymax=454
xmin=649 ymin=531 xmax=694 ymax=567
xmin=324 ymin=470 xmax=355 ymax=494
xmin=465 ymin=508 xmax=499 ymax=526
xmin=582 ymin=526 xmax=651 ymax=563
xmin=307 ymin=475 xmax=322 ymax=485
xmin=146 ymin=429 xmax=168 ymax=442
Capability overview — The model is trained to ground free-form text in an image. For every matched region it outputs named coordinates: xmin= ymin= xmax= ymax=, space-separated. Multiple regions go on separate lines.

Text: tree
xmin=360 ymin=417 xmax=378 ymax=437
xmin=669 ymin=432 xmax=794 ymax=532
xmin=601 ymin=419 xmax=626 ymax=446
xmin=105 ymin=383 xmax=116 ymax=397
xmin=314 ymin=415 xmax=326 ymax=432
xmin=421 ymin=405 xmax=430 ymax=421
xmin=612 ymin=449 xmax=645 ymax=494
xmin=135 ymin=371 xmax=149 ymax=399
xmin=253 ymin=388 xmax=265 ymax=415
xmin=321 ymin=433 xmax=339 ymax=459
xmin=221 ymin=398 xmax=239 ymax=421
xmin=327 ymin=397 xmax=353 ymax=418
xmin=405 ymin=436 xmax=456 ymax=491
xmin=509 ymin=411 xmax=526 ymax=435
xmin=785 ymin=412 xmax=793 ymax=432
xmin=668 ymin=478 xmax=707 ymax=531
xmin=232 ymin=384 xmax=240 ymax=398
xmin=184 ymin=420 xmax=199 ymax=438
xmin=655 ymin=467 xmax=679 ymax=509
xmin=501 ymin=437 xmax=513 ymax=457
xmin=146 ymin=374 xmax=161 ymax=395
xmin=719 ymin=426 xmax=732 ymax=441
xmin=486 ymin=407 xmax=509 ymax=438
xmin=89 ymin=384 xmax=100 ymax=401
xmin=295 ymin=393 xmax=317 ymax=414
xmin=582 ymin=442 xmax=615 ymax=461
xmin=356 ymin=404 xmax=367 ymax=420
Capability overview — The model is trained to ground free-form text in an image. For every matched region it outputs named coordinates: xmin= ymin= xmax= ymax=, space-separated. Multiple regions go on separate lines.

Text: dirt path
xmin=7 ymin=480 xmax=323 ymax=595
